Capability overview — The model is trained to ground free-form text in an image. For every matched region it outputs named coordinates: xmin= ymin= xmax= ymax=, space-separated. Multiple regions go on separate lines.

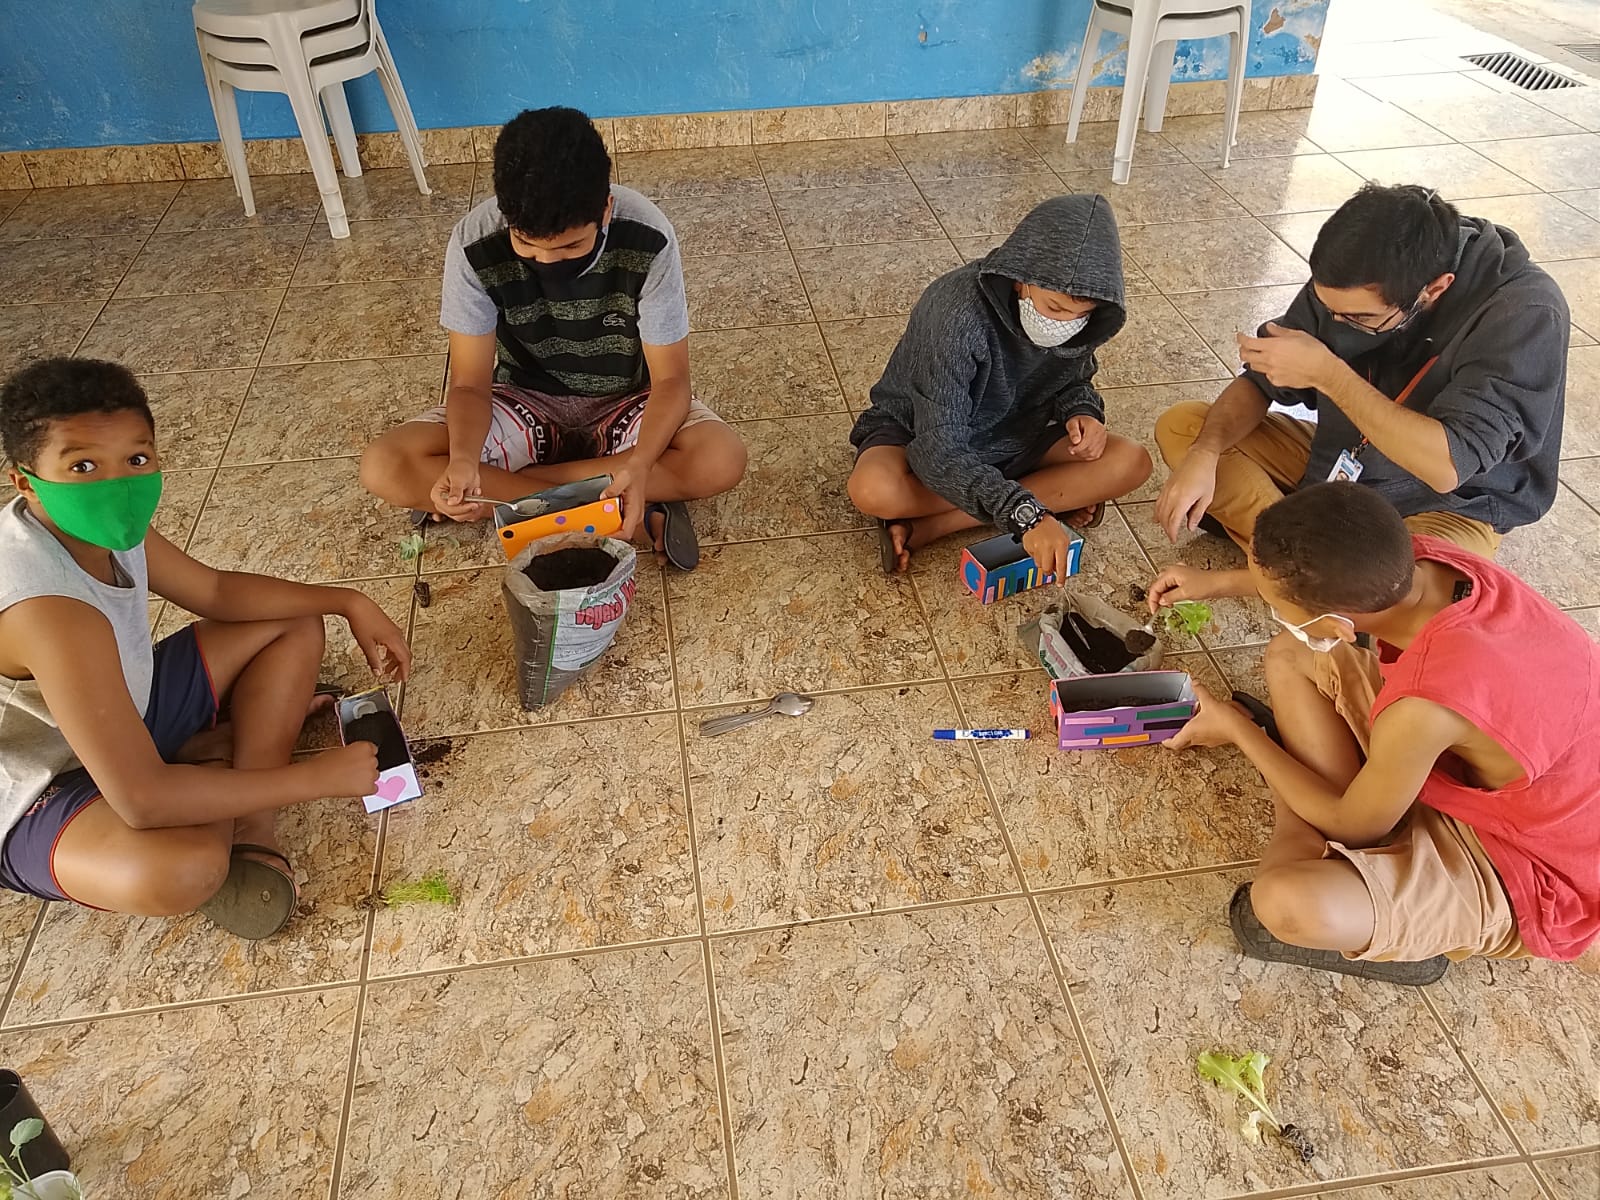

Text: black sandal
xmin=646 ymin=501 xmax=700 ymax=571
xmin=198 ymin=843 xmax=299 ymax=940
xmin=877 ymin=519 xmax=913 ymax=575
xmin=1230 ymin=690 xmax=1281 ymax=746
xmin=1229 ymin=883 xmax=1448 ymax=986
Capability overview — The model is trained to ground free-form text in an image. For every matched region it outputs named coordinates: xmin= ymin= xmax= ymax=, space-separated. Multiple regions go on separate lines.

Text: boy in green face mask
xmin=0 ymin=358 xmax=413 ymax=938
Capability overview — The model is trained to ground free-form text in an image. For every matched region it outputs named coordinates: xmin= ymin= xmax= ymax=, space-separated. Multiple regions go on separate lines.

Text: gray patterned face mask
xmin=1019 ymin=296 xmax=1089 ymax=347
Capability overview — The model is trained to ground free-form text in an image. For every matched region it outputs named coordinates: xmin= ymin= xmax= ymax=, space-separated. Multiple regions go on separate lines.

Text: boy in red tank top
xmin=1150 ymin=482 xmax=1599 ymax=985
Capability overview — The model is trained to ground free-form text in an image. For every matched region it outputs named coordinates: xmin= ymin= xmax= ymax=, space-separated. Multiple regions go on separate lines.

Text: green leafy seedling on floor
xmin=1196 ymin=1049 xmax=1315 ymax=1162
xmin=398 ymin=533 xmax=426 ymax=563
xmin=382 ymin=870 xmax=456 ymax=907
xmin=1163 ymin=599 xmax=1213 ymax=639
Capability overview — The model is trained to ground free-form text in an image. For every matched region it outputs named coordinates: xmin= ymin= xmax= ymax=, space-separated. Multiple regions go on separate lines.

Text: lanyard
xmin=1353 ymin=354 xmax=1440 ymax=458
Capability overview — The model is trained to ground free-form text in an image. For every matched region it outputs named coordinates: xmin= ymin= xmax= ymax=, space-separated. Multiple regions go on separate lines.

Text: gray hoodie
xmin=851 ymin=195 xmax=1127 ymax=535
xmin=1245 ymin=215 xmax=1568 ymax=532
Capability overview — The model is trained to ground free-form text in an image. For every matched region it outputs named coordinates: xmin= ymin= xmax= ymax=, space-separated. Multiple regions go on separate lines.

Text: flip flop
xmin=1228 ymin=883 xmax=1448 ymax=986
xmin=877 ymin=518 xmax=913 ymax=575
xmin=646 ymin=501 xmax=700 ymax=571
xmin=1058 ymin=502 xmax=1105 ymax=530
xmin=197 ymin=843 xmax=299 ymax=940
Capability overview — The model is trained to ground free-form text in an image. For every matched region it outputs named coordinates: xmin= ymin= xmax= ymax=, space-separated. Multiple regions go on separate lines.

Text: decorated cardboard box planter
xmin=1050 ymin=670 xmax=1196 ymax=749
xmin=336 ymin=689 xmax=422 ymax=813
xmin=960 ymin=529 xmax=1083 ymax=604
xmin=492 ymin=475 xmax=624 ymax=561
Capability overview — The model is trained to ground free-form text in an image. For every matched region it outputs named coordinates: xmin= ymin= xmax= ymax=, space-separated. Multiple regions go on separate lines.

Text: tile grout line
xmin=655 ymin=542 xmax=743 ymax=1200
xmin=1415 ymin=986 xmax=1541 ymax=1162
xmin=1214 ymin=1153 xmax=1533 ymax=1200
xmin=0 ymin=902 xmax=51 ymax=1028
xmin=945 ymin=669 xmax=1152 ymax=1200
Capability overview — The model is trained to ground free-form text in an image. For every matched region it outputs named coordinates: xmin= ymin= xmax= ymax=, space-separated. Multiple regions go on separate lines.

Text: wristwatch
xmin=1009 ymin=497 xmax=1047 ymax=536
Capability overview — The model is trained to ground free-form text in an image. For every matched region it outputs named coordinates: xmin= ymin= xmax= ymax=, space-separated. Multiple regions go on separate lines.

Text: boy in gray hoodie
xmin=848 ymin=195 xmax=1152 ymax=575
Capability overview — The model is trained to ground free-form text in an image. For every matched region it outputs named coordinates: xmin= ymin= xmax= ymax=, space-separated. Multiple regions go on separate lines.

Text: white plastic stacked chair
xmin=1064 ymin=0 xmax=1249 ymax=184
xmin=192 ymin=0 xmax=430 ymax=238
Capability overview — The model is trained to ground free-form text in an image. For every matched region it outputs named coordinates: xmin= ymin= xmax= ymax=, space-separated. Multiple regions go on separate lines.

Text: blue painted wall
xmin=0 ymin=0 xmax=1326 ymax=152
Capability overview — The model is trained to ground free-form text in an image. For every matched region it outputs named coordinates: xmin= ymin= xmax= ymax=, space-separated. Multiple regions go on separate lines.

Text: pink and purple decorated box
xmin=1049 ymin=670 xmax=1196 ymax=749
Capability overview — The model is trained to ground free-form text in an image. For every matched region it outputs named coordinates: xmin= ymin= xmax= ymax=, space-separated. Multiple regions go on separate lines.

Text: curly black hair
xmin=492 ymin=107 xmax=612 ymax=238
xmin=1309 ymin=183 xmax=1461 ymax=307
xmin=1253 ymin=483 xmax=1414 ymax=613
xmin=0 ymin=358 xmax=154 ymax=468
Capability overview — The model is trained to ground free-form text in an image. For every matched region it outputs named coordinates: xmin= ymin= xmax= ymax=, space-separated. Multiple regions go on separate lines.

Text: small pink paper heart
xmin=375 ymin=774 xmax=408 ymax=802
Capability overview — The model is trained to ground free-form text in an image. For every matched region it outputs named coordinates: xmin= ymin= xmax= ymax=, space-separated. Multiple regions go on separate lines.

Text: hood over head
xmin=978 ymin=194 xmax=1127 ymax=354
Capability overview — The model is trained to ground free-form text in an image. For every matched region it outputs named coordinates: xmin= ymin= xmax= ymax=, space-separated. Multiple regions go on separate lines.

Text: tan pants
xmin=1154 ymin=400 xmax=1502 ymax=558
xmin=1308 ymin=643 xmax=1526 ymax=961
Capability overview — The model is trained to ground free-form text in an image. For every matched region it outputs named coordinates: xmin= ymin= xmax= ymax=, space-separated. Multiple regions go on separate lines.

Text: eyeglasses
xmin=1318 ymin=291 xmax=1426 ymax=335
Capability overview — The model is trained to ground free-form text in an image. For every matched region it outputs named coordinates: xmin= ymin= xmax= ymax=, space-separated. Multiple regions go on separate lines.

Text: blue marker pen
xmin=932 ymin=729 xmax=1031 ymax=740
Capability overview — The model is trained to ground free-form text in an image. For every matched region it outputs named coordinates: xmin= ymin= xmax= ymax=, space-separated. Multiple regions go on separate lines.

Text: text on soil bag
xmin=573 ymin=576 xmax=638 ymax=629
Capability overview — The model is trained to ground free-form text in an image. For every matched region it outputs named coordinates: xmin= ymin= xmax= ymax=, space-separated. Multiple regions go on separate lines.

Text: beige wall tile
xmin=0 ymin=152 xmax=29 ymax=190
xmin=22 ymin=144 xmax=185 ymax=187
xmin=179 ymin=136 xmax=323 ymax=179
xmin=884 ymin=94 xmax=1015 ymax=136
xmin=751 ymin=102 xmax=888 ymax=142
xmin=1270 ymin=73 xmax=1321 ymax=109
xmin=470 ymin=124 xmax=499 ymax=161
xmin=612 ymin=109 xmax=752 ymax=152
xmin=352 ymin=126 xmax=475 ymax=169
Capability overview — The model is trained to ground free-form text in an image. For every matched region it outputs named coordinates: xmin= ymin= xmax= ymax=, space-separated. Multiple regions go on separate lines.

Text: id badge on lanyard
xmin=1326 ymin=354 xmax=1440 ymax=484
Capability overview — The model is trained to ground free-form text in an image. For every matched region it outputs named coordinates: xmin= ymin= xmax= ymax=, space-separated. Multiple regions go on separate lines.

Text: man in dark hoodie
xmin=1153 ymin=183 xmax=1568 ymax=559
xmin=847 ymin=195 xmax=1153 ymax=575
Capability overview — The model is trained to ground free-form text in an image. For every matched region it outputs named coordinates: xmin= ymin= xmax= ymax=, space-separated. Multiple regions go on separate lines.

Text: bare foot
xmin=1062 ymin=502 xmax=1105 ymax=530
xmin=886 ymin=519 xmax=914 ymax=574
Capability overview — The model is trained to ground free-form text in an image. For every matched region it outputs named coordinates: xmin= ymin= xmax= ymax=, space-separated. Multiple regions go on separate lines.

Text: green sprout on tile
xmin=0 ymin=1119 xmax=82 ymax=1200
xmin=398 ymin=533 xmax=426 ymax=562
xmin=1162 ymin=599 xmax=1214 ymax=639
xmin=381 ymin=870 xmax=456 ymax=907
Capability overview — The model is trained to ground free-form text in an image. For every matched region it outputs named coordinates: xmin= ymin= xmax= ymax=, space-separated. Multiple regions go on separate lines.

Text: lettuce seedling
xmin=1163 ymin=599 xmax=1213 ymax=638
xmin=1197 ymin=1050 xmax=1315 ymax=1161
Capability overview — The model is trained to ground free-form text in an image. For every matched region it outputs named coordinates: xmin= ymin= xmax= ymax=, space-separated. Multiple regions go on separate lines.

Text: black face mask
xmin=522 ymin=226 xmax=606 ymax=284
xmin=1316 ymin=294 xmax=1426 ymax=362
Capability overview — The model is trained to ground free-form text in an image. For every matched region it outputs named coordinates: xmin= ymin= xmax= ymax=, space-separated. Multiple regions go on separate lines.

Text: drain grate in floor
xmin=1558 ymin=43 xmax=1600 ymax=63
xmin=1462 ymin=51 xmax=1583 ymax=90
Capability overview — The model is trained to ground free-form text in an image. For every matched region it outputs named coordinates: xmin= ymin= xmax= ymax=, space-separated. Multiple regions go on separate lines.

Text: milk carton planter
xmin=960 ymin=529 xmax=1082 ymax=604
xmin=15 ymin=1171 xmax=84 ymax=1199
xmin=1050 ymin=671 xmax=1197 ymax=749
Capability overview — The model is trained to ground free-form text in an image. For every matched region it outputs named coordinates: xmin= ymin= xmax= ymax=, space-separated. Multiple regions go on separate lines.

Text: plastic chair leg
xmin=375 ymin=58 xmax=432 ymax=195
xmin=1221 ymin=19 xmax=1247 ymax=167
xmin=1064 ymin=5 xmax=1104 ymax=144
xmin=372 ymin=22 xmax=428 ymax=169
xmin=1112 ymin=13 xmax=1159 ymax=184
xmin=280 ymin=65 xmax=350 ymax=237
xmin=1144 ymin=41 xmax=1176 ymax=133
xmin=214 ymin=79 xmax=257 ymax=217
xmin=321 ymin=82 xmax=363 ymax=178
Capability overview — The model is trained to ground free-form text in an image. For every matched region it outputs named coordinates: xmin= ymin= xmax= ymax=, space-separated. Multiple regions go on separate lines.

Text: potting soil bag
xmin=1019 ymin=593 xmax=1164 ymax=681
xmin=502 ymin=533 xmax=637 ymax=709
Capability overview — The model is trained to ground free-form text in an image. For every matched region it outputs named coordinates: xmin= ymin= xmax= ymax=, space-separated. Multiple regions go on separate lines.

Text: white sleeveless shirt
xmin=0 ymin=496 xmax=152 ymax=836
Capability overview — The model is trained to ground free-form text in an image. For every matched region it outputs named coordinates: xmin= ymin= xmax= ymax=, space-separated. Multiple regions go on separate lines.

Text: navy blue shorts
xmin=851 ymin=416 xmax=1070 ymax=479
xmin=0 ymin=624 xmax=219 ymax=903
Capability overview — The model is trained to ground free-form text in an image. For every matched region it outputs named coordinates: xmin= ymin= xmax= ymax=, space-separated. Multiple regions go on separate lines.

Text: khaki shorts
xmin=409 ymin=383 xmax=723 ymax=473
xmin=1314 ymin=643 xmax=1528 ymax=962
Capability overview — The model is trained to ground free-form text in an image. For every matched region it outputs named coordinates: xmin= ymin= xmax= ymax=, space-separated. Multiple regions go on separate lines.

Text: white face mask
xmin=1018 ymin=296 xmax=1090 ymax=348
xmin=1271 ymin=608 xmax=1356 ymax=654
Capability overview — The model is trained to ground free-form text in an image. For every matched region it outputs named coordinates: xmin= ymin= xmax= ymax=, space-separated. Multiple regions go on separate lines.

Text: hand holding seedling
xmin=1146 ymin=565 xmax=1223 ymax=613
xmin=1063 ymin=414 xmax=1108 ymax=461
xmin=1235 ymin=323 xmax=1339 ymax=392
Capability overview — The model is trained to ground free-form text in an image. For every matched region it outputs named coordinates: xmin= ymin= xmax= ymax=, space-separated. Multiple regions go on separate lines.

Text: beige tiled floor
xmin=2 ymin=2 xmax=1600 ymax=1194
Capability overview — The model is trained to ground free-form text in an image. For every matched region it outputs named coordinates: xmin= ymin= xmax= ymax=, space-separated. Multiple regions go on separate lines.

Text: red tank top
xmin=1372 ymin=537 xmax=1600 ymax=960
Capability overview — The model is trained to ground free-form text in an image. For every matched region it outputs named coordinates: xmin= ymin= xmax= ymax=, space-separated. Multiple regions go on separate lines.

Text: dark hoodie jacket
xmin=850 ymin=194 xmax=1127 ymax=536
xmin=1245 ymin=216 xmax=1568 ymax=532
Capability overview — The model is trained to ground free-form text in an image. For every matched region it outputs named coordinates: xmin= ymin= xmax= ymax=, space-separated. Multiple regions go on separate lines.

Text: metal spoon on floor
xmin=698 ymin=691 xmax=816 ymax=737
